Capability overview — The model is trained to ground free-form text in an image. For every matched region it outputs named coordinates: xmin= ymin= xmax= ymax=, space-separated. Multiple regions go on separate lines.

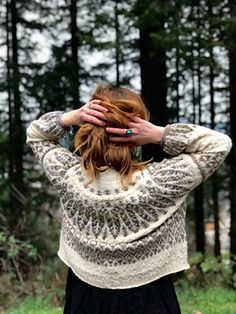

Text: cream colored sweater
xmin=26 ymin=111 xmax=232 ymax=289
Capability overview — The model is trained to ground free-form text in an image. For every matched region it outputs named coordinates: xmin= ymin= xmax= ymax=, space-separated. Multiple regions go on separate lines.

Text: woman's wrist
xmin=150 ymin=125 xmax=165 ymax=145
xmin=60 ymin=110 xmax=80 ymax=127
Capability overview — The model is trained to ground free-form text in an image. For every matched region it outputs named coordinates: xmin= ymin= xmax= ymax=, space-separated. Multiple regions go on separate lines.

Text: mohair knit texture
xmin=26 ymin=111 xmax=232 ymax=289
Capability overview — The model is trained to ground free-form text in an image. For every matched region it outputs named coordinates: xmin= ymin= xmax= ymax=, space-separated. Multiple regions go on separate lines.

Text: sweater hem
xmin=57 ymin=241 xmax=190 ymax=289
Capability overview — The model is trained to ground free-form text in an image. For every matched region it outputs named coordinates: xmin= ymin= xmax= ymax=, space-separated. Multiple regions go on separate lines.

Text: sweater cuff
xmin=41 ymin=110 xmax=70 ymax=136
xmin=57 ymin=111 xmax=71 ymax=131
xmin=160 ymin=124 xmax=197 ymax=156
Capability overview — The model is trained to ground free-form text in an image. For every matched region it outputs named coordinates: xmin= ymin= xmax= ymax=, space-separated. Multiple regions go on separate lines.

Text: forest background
xmin=0 ymin=0 xmax=236 ymax=313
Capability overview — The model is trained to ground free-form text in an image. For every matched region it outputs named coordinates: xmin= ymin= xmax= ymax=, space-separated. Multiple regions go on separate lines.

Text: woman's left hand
xmin=106 ymin=116 xmax=165 ymax=146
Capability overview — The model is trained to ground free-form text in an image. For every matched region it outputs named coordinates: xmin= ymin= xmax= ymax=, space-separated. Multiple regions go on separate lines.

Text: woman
xmin=26 ymin=84 xmax=232 ymax=314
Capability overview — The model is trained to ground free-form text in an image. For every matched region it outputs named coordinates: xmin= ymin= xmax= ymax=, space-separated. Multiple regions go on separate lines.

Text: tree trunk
xmin=8 ymin=0 xmax=25 ymax=233
xmin=210 ymin=57 xmax=221 ymax=257
xmin=139 ymin=21 xmax=168 ymax=162
xmin=190 ymin=3 xmax=196 ymax=125
xmin=174 ymin=2 xmax=181 ymax=123
xmin=229 ymin=0 xmax=236 ymax=262
xmin=191 ymin=44 xmax=196 ymax=124
xmin=176 ymin=47 xmax=180 ymax=123
xmin=6 ymin=0 xmax=13 ymax=224
xmin=194 ymin=186 xmax=205 ymax=253
xmin=191 ymin=66 xmax=196 ymax=124
xmin=70 ymin=0 xmax=80 ymax=108
xmin=191 ymin=33 xmax=205 ymax=253
xmin=194 ymin=3 xmax=205 ymax=254
xmin=114 ymin=0 xmax=120 ymax=86
xmin=208 ymin=25 xmax=221 ymax=256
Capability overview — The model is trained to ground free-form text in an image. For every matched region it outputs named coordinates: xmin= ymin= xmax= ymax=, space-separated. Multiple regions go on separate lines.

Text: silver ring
xmin=126 ymin=129 xmax=133 ymax=136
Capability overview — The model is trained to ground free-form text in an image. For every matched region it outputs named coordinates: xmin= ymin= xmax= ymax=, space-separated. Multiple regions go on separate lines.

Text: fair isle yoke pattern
xmin=26 ymin=111 xmax=232 ymax=289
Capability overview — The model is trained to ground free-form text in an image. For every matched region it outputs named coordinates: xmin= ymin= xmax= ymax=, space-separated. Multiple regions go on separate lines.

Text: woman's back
xmin=27 ymin=110 xmax=231 ymax=288
xmin=26 ymin=85 xmax=232 ymax=313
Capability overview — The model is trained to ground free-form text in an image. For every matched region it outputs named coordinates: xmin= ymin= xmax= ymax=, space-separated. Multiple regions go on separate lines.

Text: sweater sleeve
xmin=148 ymin=123 xmax=232 ymax=198
xmin=26 ymin=111 xmax=80 ymax=187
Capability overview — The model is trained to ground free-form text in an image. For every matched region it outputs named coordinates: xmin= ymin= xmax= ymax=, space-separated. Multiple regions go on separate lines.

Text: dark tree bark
xmin=191 ymin=35 xmax=205 ymax=253
xmin=174 ymin=2 xmax=181 ymax=123
xmin=139 ymin=27 xmax=168 ymax=127
xmin=209 ymin=51 xmax=221 ymax=257
xmin=190 ymin=3 xmax=197 ymax=125
xmin=194 ymin=3 xmax=205 ymax=254
xmin=139 ymin=7 xmax=168 ymax=162
xmin=191 ymin=64 xmax=196 ymax=124
xmin=6 ymin=0 xmax=13 ymax=213
xmin=175 ymin=47 xmax=180 ymax=123
xmin=194 ymin=186 xmax=205 ymax=253
xmin=191 ymin=41 xmax=196 ymax=124
xmin=114 ymin=0 xmax=121 ymax=86
xmin=207 ymin=0 xmax=221 ymax=257
xmin=7 ymin=0 xmax=25 ymax=233
xmin=229 ymin=0 xmax=236 ymax=261
xmin=70 ymin=0 xmax=80 ymax=108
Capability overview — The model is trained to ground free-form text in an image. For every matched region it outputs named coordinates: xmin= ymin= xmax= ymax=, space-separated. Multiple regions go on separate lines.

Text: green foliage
xmin=0 ymin=232 xmax=39 ymax=260
xmin=0 ymin=255 xmax=67 ymax=311
xmin=0 ymin=230 xmax=41 ymax=310
xmin=3 ymin=235 xmax=37 ymax=260
xmin=0 ymin=231 xmax=39 ymax=274
xmin=7 ymin=296 xmax=62 ymax=314
xmin=177 ymin=285 xmax=236 ymax=314
xmin=184 ymin=253 xmax=236 ymax=288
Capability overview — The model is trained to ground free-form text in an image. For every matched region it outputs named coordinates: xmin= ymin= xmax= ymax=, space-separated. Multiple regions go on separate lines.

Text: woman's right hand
xmin=61 ymin=99 xmax=108 ymax=127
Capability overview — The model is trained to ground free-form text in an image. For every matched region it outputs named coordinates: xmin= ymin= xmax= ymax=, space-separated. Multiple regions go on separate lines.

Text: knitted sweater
xmin=26 ymin=111 xmax=232 ymax=289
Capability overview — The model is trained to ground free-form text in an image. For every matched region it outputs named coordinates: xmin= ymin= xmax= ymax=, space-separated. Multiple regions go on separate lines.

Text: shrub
xmin=181 ymin=252 xmax=236 ymax=288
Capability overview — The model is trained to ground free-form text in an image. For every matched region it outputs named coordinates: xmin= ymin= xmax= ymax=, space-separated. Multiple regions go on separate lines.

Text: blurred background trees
xmin=0 ymin=0 xmax=235 ymax=309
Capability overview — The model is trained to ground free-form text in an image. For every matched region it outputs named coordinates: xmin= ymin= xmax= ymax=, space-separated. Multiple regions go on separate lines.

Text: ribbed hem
xmin=57 ymin=240 xmax=190 ymax=289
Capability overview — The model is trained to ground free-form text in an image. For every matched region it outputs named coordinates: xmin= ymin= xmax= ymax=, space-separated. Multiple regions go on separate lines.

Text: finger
xmin=108 ymin=136 xmax=134 ymax=143
xmin=91 ymin=99 xmax=102 ymax=104
xmin=130 ymin=116 xmax=143 ymax=123
xmin=89 ymin=103 xmax=108 ymax=113
xmin=106 ymin=127 xmax=138 ymax=136
xmin=83 ymin=114 xmax=106 ymax=126
xmin=106 ymin=127 xmax=127 ymax=135
xmin=84 ymin=107 xmax=107 ymax=120
xmin=127 ymin=121 xmax=138 ymax=128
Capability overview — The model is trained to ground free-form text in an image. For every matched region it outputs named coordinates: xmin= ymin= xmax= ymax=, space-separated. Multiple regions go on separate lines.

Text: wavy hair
xmin=73 ymin=84 xmax=150 ymax=186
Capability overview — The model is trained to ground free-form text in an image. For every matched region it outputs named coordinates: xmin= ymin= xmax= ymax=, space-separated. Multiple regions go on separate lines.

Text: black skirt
xmin=63 ymin=268 xmax=181 ymax=314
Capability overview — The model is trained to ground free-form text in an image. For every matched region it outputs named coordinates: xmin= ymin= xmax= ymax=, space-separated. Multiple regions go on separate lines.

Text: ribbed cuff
xmin=57 ymin=111 xmax=70 ymax=131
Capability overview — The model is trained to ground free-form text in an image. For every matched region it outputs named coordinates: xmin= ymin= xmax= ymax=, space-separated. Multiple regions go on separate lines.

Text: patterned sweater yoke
xmin=26 ymin=111 xmax=232 ymax=289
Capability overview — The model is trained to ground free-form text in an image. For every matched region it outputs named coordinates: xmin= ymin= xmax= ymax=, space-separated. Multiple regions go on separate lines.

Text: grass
xmin=5 ymin=286 xmax=236 ymax=314
xmin=6 ymin=296 xmax=62 ymax=314
xmin=177 ymin=286 xmax=236 ymax=314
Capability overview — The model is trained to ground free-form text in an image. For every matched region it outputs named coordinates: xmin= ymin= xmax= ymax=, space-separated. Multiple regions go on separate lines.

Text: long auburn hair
xmin=73 ymin=84 xmax=150 ymax=186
